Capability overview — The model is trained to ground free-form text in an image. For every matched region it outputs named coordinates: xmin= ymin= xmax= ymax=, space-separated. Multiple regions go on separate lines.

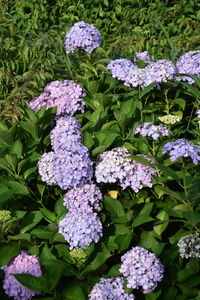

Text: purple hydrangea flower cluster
xmin=63 ymin=182 xmax=102 ymax=212
xmin=107 ymin=59 xmax=135 ymax=81
xmin=125 ymin=60 xmax=177 ymax=88
xmin=58 ymin=211 xmax=103 ymax=249
xmin=161 ymin=139 xmax=200 ymax=164
xmin=89 ymin=277 xmax=135 ymax=300
xmin=29 ymin=80 xmax=86 ymax=117
xmin=37 ymin=151 xmax=57 ymax=186
xmin=3 ymin=251 xmax=42 ymax=300
xmin=38 ymin=116 xmax=93 ymax=189
xmin=176 ymin=50 xmax=200 ymax=84
xmin=196 ymin=109 xmax=200 ymax=118
xmin=95 ymin=147 xmax=156 ymax=192
xmin=119 ymin=246 xmax=164 ymax=294
xmin=64 ymin=21 xmax=101 ymax=54
xmin=50 ymin=116 xmax=82 ymax=153
xmin=134 ymin=122 xmax=169 ymax=140
xmin=54 ymin=145 xmax=93 ymax=190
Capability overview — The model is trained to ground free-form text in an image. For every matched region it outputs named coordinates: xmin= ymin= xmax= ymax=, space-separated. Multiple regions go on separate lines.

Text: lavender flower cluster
xmin=134 ymin=122 xmax=169 ymax=140
xmin=50 ymin=116 xmax=82 ymax=153
xmin=59 ymin=182 xmax=103 ymax=249
xmin=63 ymin=183 xmax=102 ymax=212
xmin=95 ymin=147 xmax=156 ymax=192
xmin=89 ymin=277 xmax=135 ymax=300
xmin=119 ymin=246 xmax=164 ymax=294
xmin=3 ymin=251 xmax=42 ymax=300
xmin=107 ymin=59 xmax=135 ymax=81
xmin=65 ymin=21 xmax=101 ymax=54
xmin=107 ymin=52 xmax=177 ymax=89
xmin=53 ymin=145 xmax=93 ymax=190
xmin=177 ymin=233 xmax=200 ymax=259
xmin=176 ymin=50 xmax=200 ymax=84
xmin=161 ymin=139 xmax=200 ymax=164
xmin=89 ymin=246 xmax=164 ymax=297
xmin=38 ymin=116 xmax=93 ymax=189
xmin=58 ymin=211 xmax=103 ymax=250
xmin=36 ymin=96 xmax=103 ymax=250
xmin=108 ymin=50 xmax=200 ymax=89
xmin=29 ymin=80 xmax=86 ymax=117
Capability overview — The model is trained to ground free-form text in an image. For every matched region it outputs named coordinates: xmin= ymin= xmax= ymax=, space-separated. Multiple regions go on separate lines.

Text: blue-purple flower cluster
xmin=108 ymin=50 xmax=200 ymax=89
xmin=161 ymin=139 xmax=200 ymax=164
xmin=176 ymin=50 xmax=200 ymax=84
xmin=37 ymin=101 xmax=103 ymax=250
xmin=37 ymin=151 xmax=57 ymax=186
xmin=38 ymin=116 xmax=93 ymax=189
xmin=58 ymin=211 xmax=103 ymax=249
xmin=134 ymin=122 xmax=169 ymax=140
xmin=29 ymin=80 xmax=86 ymax=117
xmin=107 ymin=59 xmax=135 ymax=81
xmin=107 ymin=52 xmax=177 ymax=89
xmin=119 ymin=247 xmax=164 ymax=294
xmin=89 ymin=277 xmax=135 ymax=300
xmin=95 ymin=147 xmax=156 ymax=192
xmin=63 ymin=183 xmax=102 ymax=212
xmin=3 ymin=251 xmax=42 ymax=300
xmin=65 ymin=21 xmax=101 ymax=54
xmin=54 ymin=145 xmax=93 ymax=190
xmin=125 ymin=59 xmax=176 ymax=88
xmin=50 ymin=116 xmax=82 ymax=153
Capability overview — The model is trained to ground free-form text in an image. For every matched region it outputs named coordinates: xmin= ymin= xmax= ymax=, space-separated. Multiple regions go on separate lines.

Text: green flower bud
xmin=0 ymin=210 xmax=11 ymax=223
xmin=70 ymin=248 xmax=87 ymax=266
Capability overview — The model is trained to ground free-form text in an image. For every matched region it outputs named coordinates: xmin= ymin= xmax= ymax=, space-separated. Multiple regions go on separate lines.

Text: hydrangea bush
xmin=1 ymin=20 xmax=200 ymax=300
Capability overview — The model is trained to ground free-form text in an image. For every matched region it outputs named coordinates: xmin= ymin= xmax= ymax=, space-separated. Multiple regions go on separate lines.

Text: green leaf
xmin=139 ymin=83 xmax=154 ymax=98
xmin=7 ymin=181 xmax=30 ymax=196
xmin=8 ymin=233 xmax=31 ymax=242
xmin=54 ymin=197 xmax=67 ymax=218
xmin=40 ymin=208 xmax=56 ymax=223
xmin=107 ymin=264 xmax=121 ymax=277
xmin=42 ymin=259 xmax=65 ymax=290
xmin=182 ymin=211 xmax=200 ymax=226
xmin=104 ymin=196 xmax=130 ymax=222
xmin=129 ymin=155 xmax=153 ymax=168
xmin=139 ymin=231 xmax=165 ymax=255
xmin=31 ymin=229 xmax=54 ymax=240
xmin=40 ymin=245 xmax=56 ymax=262
xmin=157 ymin=163 xmax=180 ymax=182
xmin=10 ymin=139 xmax=23 ymax=158
xmin=14 ymin=274 xmax=49 ymax=292
xmin=155 ymin=186 xmax=186 ymax=202
xmin=20 ymin=211 xmax=43 ymax=233
xmin=132 ymin=215 xmax=154 ymax=227
xmin=173 ymin=98 xmax=186 ymax=110
xmin=5 ymin=154 xmax=18 ymax=171
xmin=82 ymin=244 xmax=111 ymax=275
xmin=83 ymin=132 xmax=94 ymax=149
xmin=55 ymin=244 xmax=75 ymax=264
xmin=0 ymin=243 xmax=20 ymax=267
xmin=115 ymin=234 xmax=132 ymax=251
xmin=62 ymin=280 xmax=86 ymax=300
xmin=153 ymin=211 xmax=169 ymax=236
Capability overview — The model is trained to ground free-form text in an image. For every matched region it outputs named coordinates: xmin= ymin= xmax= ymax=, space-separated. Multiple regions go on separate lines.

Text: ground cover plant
xmin=1 ymin=1 xmax=200 ymax=300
